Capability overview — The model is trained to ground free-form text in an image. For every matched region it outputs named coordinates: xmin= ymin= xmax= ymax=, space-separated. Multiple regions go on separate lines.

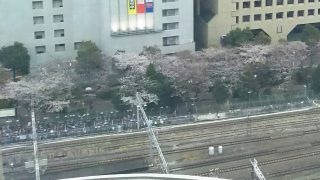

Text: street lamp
xmin=304 ymin=84 xmax=307 ymax=99
xmin=115 ymin=111 xmax=118 ymax=119
xmin=110 ymin=112 xmax=114 ymax=125
xmin=191 ymin=103 xmax=198 ymax=119
xmin=10 ymin=162 xmax=14 ymax=179
xmin=248 ymin=91 xmax=252 ymax=115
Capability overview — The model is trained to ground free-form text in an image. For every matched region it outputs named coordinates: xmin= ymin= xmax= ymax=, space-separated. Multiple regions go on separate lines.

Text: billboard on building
xmin=137 ymin=0 xmax=145 ymax=14
xmin=128 ymin=0 xmax=137 ymax=15
xmin=145 ymin=0 xmax=154 ymax=13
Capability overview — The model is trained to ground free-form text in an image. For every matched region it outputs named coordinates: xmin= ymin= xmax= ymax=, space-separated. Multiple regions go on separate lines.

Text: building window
xmin=308 ymin=9 xmax=315 ymax=15
xmin=318 ymin=8 xmax=320 ymax=15
xmin=243 ymin=15 xmax=250 ymax=22
xmin=309 ymin=0 xmax=315 ymax=2
xmin=74 ymin=42 xmax=83 ymax=50
xmin=287 ymin=0 xmax=294 ymax=4
xmin=34 ymin=31 xmax=45 ymax=39
xmin=276 ymin=12 xmax=284 ymax=19
xmin=287 ymin=11 xmax=294 ymax=18
xmin=298 ymin=10 xmax=304 ymax=16
xmin=53 ymin=15 xmax=64 ymax=23
xmin=277 ymin=0 xmax=284 ymax=5
xmin=32 ymin=1 xmax=43 ymax=9
xmin=277 ymin=26 xmax=282 ymax=33
xmin=163 ymin=0 xmax=178 ymax=2
xmin=243 ymin=1 xmax=251 ymax=8
xmin=54 ymin=29 xmax=64 ymax=37
xmin=236 ymin=16 xmax=239 ymax=23
xmin=236 ymin=2 xmax=239 ymax=10
xmin=33 ymin=16 xmax=44 ymax=24
xmin=163 ymin=36 xmax=179 ymax=46
xmin=53 ymin=0 xmax=63 ymax=8
xmin=254 ymin=0 xmax=262 ymax=7
xmin=35 ymin=46 xmax=46 ymax=54
xmin=265 ymin=13 xmax=273 ymax=20
xmin=298 ymin=0 xmax=304 ymax=3
xmin=163 ymin=22 xmax=179 ymax=30
xmin=254 ymin=14 xmax=262 ymax=21
xmin=266 ymin=0 xmax=273 ymax=6
xmin=55 ymin=44 xmax=65 ymax=52
xmin=162 ymin=9 xmax=179 ymax=16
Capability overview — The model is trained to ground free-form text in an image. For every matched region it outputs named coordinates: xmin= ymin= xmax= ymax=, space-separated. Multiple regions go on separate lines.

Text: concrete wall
xmin=2 ymin=133 xmax=150 ymax=180
xmin=41 ymin=158 xmax=148 ymax=180
xmin=0 ymin=0 xmax=195 ymax=66
xmin=194 ymin=16 xmax=208 ymax=49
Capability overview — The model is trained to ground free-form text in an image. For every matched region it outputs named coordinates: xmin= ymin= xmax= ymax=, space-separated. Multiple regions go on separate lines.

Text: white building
xmin=0 ymin=0 xmax=195 ymax=65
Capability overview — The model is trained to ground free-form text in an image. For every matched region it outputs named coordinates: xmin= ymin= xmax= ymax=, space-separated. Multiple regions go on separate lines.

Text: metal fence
xmin=0 ymin=88 xmax=317 ymax=145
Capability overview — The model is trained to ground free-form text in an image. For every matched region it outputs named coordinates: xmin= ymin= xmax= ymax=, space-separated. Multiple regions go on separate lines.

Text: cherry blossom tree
xmin=1 ymin=63 xmax=74 ymax=112
xmin=155 ymin=51 xmax=211 ymax=99
xmin=112 ymin=42 xmax=310 ymax=106
xmin=268 ymin=41 xmax=309 ymax=72
xmin=112 ymin=53 xmax=159 ymax=105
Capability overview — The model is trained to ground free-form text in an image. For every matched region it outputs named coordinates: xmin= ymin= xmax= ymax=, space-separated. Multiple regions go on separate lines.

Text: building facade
xmin=195 ymin=0 xmax=320 ymax=48
xmin=0 ymin=0 xmax=194 ymax=65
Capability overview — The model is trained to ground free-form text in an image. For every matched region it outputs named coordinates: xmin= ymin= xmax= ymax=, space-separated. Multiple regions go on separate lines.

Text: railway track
xmin=4 ymin=113 xmax=320 ymax=164
xmin=3 ymin=109 xmax=320 ymax=172
xmin=267 ymin=163 xmax=320 ymax=178
xmin=194 ymin=149 xmax=320 ymax=177
xmin=3 ymin=107 xmax=320 ymax=177
xmin=4 ymin=107 xmax=320 ymax=157
xmin=13 ymin=127 xmax=320 ymax=175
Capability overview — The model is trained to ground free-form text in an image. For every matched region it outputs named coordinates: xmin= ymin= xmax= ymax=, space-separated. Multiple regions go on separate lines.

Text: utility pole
xmin=31 ymin=108 xmax=41 ymax=180
xmin=250 ymin=158 xmax=266 ymax=180
xmin=136 ymin=92 xmax=169 ymax=173
xmin=248 ymin=91 xmax=252 ymax=116
xmin=247 ymin=116 xmax=251 ymax=137
xmin=137 ymin=105 xmax=140 ymax=130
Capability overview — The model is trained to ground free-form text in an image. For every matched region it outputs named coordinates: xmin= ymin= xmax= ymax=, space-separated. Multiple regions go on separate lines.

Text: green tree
xmin=209 ymin=80 xmax=229 ymax=113
xmin=301 ymin=24 xmax=320 ymax=46
xmin=0 ymin=42 xmax=30 ymax=79
xmin=254 ymin=31 xmax=271 ymax=45
xmin=146 ymin=63 xmax=159 ymax=80
xmin=140 ymin=46 xmax=161 ymax=56
xmin=225 ymin=27 xmax=254 ymax=47
xmin=311 ymin=65 xmax=320 ymax=93
xmin=234 ymin=63 xmax=277 ymax=100
xmin=210 ymin=80 xmax=229 ymax=105
xmin=76 ymin=41 xmax=103 ymax=73
xmin=145 ymin=64 xmax=181 ymax=111
xmin=110 ymin=91 xmax=129 ymax=111
xmin=293 ymin=67 xmax=310 ymax=85
xmin=0 ymin=66 xmax=10 ymax=84
xmin=278 ymin=38 xmax=288 ymax=44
